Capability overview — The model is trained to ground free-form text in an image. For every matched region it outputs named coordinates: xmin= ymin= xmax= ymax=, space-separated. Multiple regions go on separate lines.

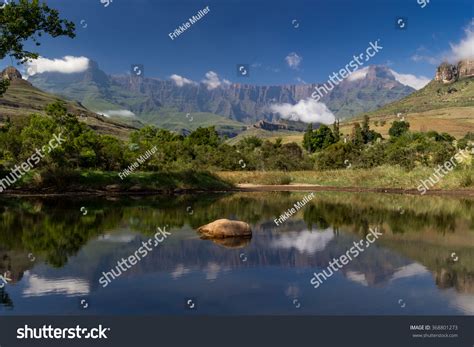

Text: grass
xmin=12 ymin=169 xmax=233 ymax=193
xmin=6 ymin=165 xmax=474 ymax=193
xmin=225 ymin=128 xmax=304 ymax=145
xmin=217 ymin=165 xmax=474 ymax=190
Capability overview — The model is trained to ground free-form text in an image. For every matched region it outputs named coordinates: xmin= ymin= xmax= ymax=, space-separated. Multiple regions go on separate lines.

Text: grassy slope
xmin=0 ymin=79 xmax=137 ymax=140
xmin=365 ymin=78 xmax=474 ymax=116
xmin=341 ymin=78 xmax=474 ymax=138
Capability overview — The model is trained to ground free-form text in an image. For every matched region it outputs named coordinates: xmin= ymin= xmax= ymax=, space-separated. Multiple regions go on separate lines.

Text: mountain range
xmin=28 ymin=61 xmax=415 ymax=130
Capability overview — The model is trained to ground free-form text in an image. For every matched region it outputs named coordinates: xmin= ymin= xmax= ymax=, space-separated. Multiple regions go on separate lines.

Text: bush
xmin=460 ymin=171 xmax=473 ymax=187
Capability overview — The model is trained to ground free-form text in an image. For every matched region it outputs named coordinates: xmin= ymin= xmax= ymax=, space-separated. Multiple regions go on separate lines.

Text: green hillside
xmin=0 ymin=77 xmax=138 ymax=140
xmin=140 ymin=109 xmax=246 ymax=137
xmin=334 ymin=77 xmax=474 ymax=139
xmin=364 ymin=77 xmax=474 ymax=117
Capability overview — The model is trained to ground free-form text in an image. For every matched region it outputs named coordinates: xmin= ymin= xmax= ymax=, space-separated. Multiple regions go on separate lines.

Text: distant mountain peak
xmin=346 ymin=65 xmax=395 ymax=83
xmin=2 ymin=66 xmax=23 ymax=81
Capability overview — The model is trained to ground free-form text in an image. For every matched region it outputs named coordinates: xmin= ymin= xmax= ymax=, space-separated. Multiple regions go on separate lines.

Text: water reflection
xmin=22 ymin=273 xmax=90 ymax=297
xmin=0 ymin=192 xmax=472 ymax=314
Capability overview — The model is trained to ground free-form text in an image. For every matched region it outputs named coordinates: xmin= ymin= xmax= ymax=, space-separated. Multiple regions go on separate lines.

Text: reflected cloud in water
xmin=346 ymin=271 xmax=369 ymax=287
xmin=270 ymin=228 xmax=334 ymax=254
xmin=390 ymin=263 xmax=429 ymax=282
xmin=22 ymin=272 xmax=89 ymax=297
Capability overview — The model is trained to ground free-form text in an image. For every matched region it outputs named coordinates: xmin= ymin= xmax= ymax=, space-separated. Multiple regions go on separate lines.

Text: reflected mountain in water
xmin=0 ymin=192 xmax=472 ymax=314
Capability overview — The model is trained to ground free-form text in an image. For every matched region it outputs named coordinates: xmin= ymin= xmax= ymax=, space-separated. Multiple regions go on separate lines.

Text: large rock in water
xmin=197 ymin=219 xmax=251 ymax=238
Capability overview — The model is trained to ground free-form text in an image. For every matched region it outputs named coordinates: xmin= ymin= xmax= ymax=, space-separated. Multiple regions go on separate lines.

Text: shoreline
xmin=2 ymin=184 xmax=474 ymax=197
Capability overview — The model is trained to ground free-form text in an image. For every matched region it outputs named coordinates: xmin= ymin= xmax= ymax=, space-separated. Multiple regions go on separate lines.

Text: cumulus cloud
xmin=347 ymin=66 xmax=369 ymax=81
xmin=269 ymin=98 xmax=335 ymax=124
xmin=390 ymin=69 xmax=430 ymax=90
xmin=448 ymin=20 xmax=474 ymax=62
xmin=99 ymin=110 xmax=136 ymax=118
xmin=201 ymin=71 xmax=231 ymax=90
xmin=410 ymin=22 xmax=474 ymax=65
xmin=285 ymin=52 xmax=302 ymax=69
xmin=25 ymin=56 xmax=89 ymax=76
xmin=170 ymin=74 xmax=196 ymax=87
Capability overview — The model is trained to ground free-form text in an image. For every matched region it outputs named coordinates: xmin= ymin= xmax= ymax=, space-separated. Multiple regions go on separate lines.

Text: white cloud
xmin=99 ymin=110 xmax=135 ymax=118
xmin=296 ymin=77 xmax=307 ymax=84
xmin=269 ymin=98 xmax=336 ymax=124
xmin=271 ymin=229 xmax=334 ymax=254
xmin=26 ymin=56 xmax=89 ymax=76
xmin=390 ymin=69 xmax=430 ymax=90
xmin=448 ymin=20 xmax=474 ymax=62
xmin=410 ymin=45 xmax=439 ymax=65
xmin=285 ymin=52 xmax=302 ymax=69
xmin=201 ymin=71 xmax=231 ymax=90
xmin=23 ymin=272 xmax=89 ymax=297
xmin=411 ymin=53 xmax=439 ymax=65
xmin=170 ymin=74 xmax=196 ymax=87
xmin=347 ymin=66 xmax=369 ymax=81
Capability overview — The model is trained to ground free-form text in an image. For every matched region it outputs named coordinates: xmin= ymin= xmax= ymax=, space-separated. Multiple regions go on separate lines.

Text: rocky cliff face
xmin=458 ymin=59 xmax=474 ymax=79
xmin=109 ymin=65 xmax=415 ymax=122
xmin=2 ymin=66 xmax=23 ymax=81
xmin=435 ymin=59 xmax=474 ymax=84
xmin=28 ymin=62 xmax=415 ymax=123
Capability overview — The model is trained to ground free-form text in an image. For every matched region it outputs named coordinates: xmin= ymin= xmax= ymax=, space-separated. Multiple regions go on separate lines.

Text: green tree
xmin=360 ymin=115 xmax=382 ymax=143
xmin=185 ymin=127 xmax=220 ymax=147
xmin=0 ymin=0 xmax=75 ymax=96
xmin=303 ymin=123 xmax=313 ymax=152
xmin=332 ymin=120 xmax=340 ymax=143
xmin=389 ymin=120 xmax=410 ymax=138
xmin=351 ymin=123 xmax=364 ymax=146
xmin=311 ymin=125 xmax=335 ymax=151
xmin=0 ymin=0 xmax=75 ymax=62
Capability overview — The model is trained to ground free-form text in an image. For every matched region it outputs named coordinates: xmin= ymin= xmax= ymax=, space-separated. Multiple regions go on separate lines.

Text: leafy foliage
xmin=0 ymin=0 xmax=75 ymax=95
xmin=389 ymin=120 xmax=410 ymax=138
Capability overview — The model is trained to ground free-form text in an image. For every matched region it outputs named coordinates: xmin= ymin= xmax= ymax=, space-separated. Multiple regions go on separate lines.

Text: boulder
xmin=197 ymin=219 xmax=251 ymax=238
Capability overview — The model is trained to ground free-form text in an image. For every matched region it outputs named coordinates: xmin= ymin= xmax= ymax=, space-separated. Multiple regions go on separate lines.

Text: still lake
xmin=0 ymin=191 xmax=473 ymax=315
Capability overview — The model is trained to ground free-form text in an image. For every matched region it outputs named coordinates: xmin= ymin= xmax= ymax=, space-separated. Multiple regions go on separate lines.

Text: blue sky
xmin=2 ymin=0 xmax=473 ymax=86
